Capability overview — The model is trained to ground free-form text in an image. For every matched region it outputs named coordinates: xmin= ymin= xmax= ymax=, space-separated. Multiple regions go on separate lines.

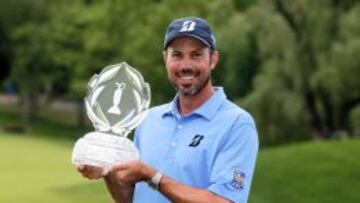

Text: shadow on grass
xmin=49 ymin=182 xmax=102 ymax=193
xmin=0 ymin=104 xmax=135 ymax=143
xmin=48 ymin=182 xmax=109 ymax=201
xmin=0 ymin=105 xmax=91 ymax=143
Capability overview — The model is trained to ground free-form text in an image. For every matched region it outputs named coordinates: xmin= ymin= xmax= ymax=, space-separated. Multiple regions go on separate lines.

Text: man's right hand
xmin=76 ymin=165 xmax=105 ymax=180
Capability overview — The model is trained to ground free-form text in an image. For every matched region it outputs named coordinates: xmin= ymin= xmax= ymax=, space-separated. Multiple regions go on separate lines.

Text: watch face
xmin=85 ymin=62 xmax=151 ymax=135
xmin=147 ymin=180 xmax=159 ymax=190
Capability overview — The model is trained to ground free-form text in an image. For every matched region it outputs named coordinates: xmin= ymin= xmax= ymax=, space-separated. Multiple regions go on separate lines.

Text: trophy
xmin=71 ymin=62 xmax=150 ymax=171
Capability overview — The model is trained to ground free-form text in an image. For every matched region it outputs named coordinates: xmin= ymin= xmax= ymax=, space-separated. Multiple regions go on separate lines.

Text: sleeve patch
xmin=230 ymin=169 xmax=246 ymax=190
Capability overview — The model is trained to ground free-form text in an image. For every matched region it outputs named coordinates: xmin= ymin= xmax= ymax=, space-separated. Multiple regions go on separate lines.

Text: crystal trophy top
xmin=72 ymin=62 xmax=150 ymax=168
xmin=85 ymin=62 xmax=150 ymax=135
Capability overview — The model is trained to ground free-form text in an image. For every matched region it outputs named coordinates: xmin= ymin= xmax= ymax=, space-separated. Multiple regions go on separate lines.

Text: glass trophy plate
xmin=71 ymin=62 xmax=150 ymax=169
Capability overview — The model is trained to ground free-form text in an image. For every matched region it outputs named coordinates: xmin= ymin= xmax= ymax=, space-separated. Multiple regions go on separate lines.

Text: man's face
xmin=164 ymin=37 xmax=218 ymax=97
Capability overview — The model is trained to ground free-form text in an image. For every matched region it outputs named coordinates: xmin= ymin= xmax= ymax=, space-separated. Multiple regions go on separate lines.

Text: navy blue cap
xmin=164 ymin=17 xmax=216 ymax=50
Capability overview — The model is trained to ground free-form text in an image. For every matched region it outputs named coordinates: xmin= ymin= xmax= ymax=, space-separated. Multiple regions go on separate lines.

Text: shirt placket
xmin=158 ymin=113 xmax=184 ymax=173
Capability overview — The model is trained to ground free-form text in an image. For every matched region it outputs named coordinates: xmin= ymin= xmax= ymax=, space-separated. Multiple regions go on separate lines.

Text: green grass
xmin=0 ymin=133 xmax=111 ymax=203
xmin=1 ymin=104 xmax=359 ymax=202
xmin=249 ymin=139 xmax=360 ymax=203
xmin=1 ymin=134 xmax=359 ymax=203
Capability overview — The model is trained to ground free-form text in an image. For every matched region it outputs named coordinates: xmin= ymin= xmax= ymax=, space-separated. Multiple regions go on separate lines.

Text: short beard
xmin=176 ymin=73 xmax=211 ymax=97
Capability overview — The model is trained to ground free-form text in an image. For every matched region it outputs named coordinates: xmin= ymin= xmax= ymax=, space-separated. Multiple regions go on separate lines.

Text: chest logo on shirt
xmin=188 ymin=134 xmax=204 ymax=147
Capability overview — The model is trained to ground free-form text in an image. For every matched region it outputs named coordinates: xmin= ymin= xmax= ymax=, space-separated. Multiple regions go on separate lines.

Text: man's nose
xmin=178 ymin=56 xmax=194 ymax=69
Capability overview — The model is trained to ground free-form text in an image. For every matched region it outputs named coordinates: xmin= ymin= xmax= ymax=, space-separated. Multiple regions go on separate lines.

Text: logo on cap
xmin=180 ymin=20 xmax=196 ymax=32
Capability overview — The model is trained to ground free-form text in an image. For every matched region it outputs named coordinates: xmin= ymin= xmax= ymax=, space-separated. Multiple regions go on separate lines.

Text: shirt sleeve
xmin=134 ymin=124 xmax=142 ymax=150
xmin=207 ymin=122 xmax=259 ymax=203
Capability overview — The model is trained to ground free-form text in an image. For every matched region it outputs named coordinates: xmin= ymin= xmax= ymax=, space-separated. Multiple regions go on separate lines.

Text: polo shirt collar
xmin=162 ymin=87 xmax=227 ymax=121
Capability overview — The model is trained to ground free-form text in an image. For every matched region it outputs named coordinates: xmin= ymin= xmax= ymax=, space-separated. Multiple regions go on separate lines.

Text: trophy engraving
xmin=108 ymin=82 xmax=126 ymax=115
xmin=71 ymin=62 xmax=150 ymax=169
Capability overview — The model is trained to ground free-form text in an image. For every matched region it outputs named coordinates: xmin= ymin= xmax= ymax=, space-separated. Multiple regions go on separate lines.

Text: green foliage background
xmin=0 ymin=0 xmax=359 ymax=144
xmin=3 ymin=0 xmax=360 ymax=145
xmin=0 ymin=2 xmax=359 ymax=202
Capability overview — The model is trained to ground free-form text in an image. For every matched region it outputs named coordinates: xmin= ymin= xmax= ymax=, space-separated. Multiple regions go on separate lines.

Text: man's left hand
xmin=111 ymin=160 xmax=156 ymax=185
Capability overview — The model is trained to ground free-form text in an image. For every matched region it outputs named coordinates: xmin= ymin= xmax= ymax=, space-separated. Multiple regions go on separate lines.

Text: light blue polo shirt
xmin=133 ymin=87 xmax=259 ymax=203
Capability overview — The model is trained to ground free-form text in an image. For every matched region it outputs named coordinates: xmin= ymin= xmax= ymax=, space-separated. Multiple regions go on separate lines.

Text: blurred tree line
xmin=0 ymin=0 xmax=359 ymax=145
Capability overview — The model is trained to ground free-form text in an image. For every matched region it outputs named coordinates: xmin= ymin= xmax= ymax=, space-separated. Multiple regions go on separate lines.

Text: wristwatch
xmin=147 ymin=171 xmax=162 ymax=190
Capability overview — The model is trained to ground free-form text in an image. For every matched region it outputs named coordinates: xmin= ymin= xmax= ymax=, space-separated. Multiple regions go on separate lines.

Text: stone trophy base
xmin=71 ymin=132 xmax=139 ymax=169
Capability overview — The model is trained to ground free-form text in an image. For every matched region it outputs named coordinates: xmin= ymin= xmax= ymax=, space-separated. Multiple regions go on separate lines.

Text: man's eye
xmin=193 ymin=52 xmax=203 ymax=58
xmin=171 ymin=53 xmax=181 ymax=58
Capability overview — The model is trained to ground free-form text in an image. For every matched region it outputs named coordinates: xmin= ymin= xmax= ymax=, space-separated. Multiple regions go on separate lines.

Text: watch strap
xmin=147 ymin=171 xmax=162 ymax=190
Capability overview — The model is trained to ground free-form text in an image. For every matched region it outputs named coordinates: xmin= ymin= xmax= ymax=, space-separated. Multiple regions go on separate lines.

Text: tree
xmin=241 ymin=0 xmax=360 ymax=143
xmin=43 ymin=0 xmax=120 ymax=127
xmin=216 ymin=13 xmax=259 ymax=100
xmin=1 ymin=0 xmax=68 ymax=128
xmin=0 ymin=24 xmax=11 ymax=82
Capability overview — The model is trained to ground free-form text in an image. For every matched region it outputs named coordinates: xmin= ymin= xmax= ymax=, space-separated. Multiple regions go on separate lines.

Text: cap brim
xmin=164 ymin=33 xmax=212 ymax=50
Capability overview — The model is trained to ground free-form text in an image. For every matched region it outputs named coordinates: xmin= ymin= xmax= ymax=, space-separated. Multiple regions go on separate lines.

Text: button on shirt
xmin=133 ymin=87 xmax=259 ymax=203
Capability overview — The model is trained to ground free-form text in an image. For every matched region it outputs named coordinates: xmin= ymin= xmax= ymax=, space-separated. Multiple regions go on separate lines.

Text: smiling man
xmin=77 ymin=17 xmax=259 ymax=203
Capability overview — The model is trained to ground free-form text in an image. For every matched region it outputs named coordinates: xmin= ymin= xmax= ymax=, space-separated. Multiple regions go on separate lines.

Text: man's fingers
xmin=76 ymin=165 xmax=104 ymax=179
xmin=111 ymin=163 xmax=128 ymax=172
xmin=102 ymin=166 xmax=110 ymax=176
xmin=76 ymin=164 xmax=85 ymax=172
xmin=111 ymin=160 xmax=139 ymax=172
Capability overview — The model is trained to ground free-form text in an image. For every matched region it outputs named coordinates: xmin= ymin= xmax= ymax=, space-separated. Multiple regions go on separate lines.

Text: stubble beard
xmin=173 ymin=73 xmax=211 ymax=97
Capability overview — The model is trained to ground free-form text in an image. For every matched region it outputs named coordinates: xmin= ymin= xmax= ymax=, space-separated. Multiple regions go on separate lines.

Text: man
xmin=77 ymin=17 xmax=259 ymax=203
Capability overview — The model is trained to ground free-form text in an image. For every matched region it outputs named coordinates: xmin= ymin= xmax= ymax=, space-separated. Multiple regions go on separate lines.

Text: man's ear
xmin=162 ymin=50 xmax=167 ymax=63
xmin=210 ymin=50 xmax=219 ymax=70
